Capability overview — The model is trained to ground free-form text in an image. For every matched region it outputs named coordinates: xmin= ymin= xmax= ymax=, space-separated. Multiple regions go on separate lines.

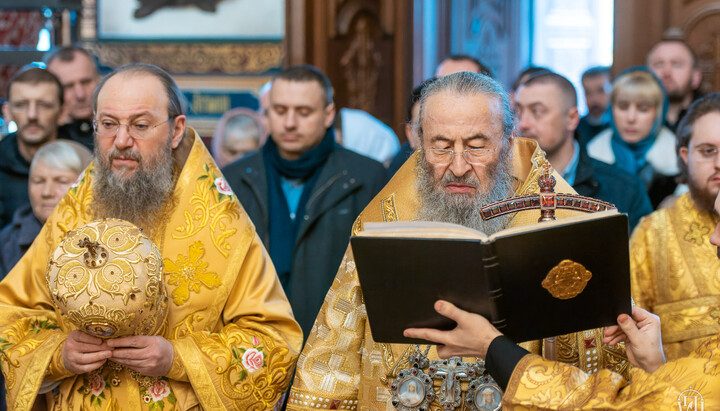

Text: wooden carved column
xmin=285 ymin=0 xmax=413 ymax=137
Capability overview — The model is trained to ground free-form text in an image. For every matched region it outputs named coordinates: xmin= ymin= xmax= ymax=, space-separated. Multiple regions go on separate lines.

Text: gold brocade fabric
xmin=0 ymin=129 xmax=303 ymax=411
xmin=503 ymin=334 xmax=720 ymax=409
xmin=287 ymin=138 xmax=629 ymax=410
xmin=630 ymin=193 xmax=720 ymax=360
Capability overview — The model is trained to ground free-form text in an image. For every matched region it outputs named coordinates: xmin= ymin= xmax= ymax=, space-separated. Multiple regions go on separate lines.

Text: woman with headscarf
xmin=587 ymin=67 xmax=679 ymax=208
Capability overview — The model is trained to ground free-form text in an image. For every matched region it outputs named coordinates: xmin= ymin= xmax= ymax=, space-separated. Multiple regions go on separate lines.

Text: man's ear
xmin=567 ymin=107 xmax=580 ymax=131
xmin=324 ymin=102 xmax=336 ymax=129
xmin=691 ymin=69 xmax=703 ymax=90
xmin=170 ymin=115 xmax=186 ymax=149
xmin=679 ymin=145 xmax=689 ymax=165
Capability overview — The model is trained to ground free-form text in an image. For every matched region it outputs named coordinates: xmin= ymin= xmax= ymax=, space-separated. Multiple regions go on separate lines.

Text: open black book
xmin=350 ymin=211 xmax=632 ymax=344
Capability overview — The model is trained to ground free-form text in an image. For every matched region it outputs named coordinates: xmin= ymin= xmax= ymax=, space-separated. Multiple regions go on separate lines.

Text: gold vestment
xmin=287 ymin=138 xmax=628 ymax=410
xmin=631 ymin=192 xmax=720 ymax=360
xmin=504 ymin=334 xmax=719 ymax=409
xmin=0 ymin=129 xmax=303 ymax=410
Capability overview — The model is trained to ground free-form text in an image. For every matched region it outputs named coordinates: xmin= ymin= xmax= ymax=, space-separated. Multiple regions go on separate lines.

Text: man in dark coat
xmin=514 ymin=71 xmax=652 ymax=231
xmin=223 ymin=65 xmax=387 ymax=336
xmin=0 ymin=68 xmax=66 ymax=229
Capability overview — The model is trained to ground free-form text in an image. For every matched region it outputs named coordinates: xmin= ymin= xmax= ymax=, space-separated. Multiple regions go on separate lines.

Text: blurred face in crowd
xmin=416 ymin=90 xmax=514 ymax=233
xmin=612 ymin=93 xmax=658 ymax=144
xmin=3 ymin=81 xmax=62 ymax=147
xmin=47 ymin=51 xmax=99 ymax=121
xmin=435 ymin=59 xmax=481 ymax=77
xmin=28 ymin=162 xmax=78 ymax=223
xmin=268 ymin=78 xmax=335 ymax=160
xmin=515 ymin=81 xmax=578 ymax=158
xmin=679 ymin=111 xmax=720 ymax=211
xmin=647 ymin=42 xmax=701 ymax=102
xmin=582 ymin=74 xmax=611 ymax=119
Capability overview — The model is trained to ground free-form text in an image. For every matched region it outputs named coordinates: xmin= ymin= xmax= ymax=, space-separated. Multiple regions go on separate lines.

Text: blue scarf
xmin=262 ymin=127 xmax=336 ymax=290
xmin=609 ymin=66 xmax=668 ymax=175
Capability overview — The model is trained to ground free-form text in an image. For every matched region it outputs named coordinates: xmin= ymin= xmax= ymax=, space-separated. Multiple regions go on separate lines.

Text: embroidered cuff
xmin=166 ymin=341 xmax=189 ymax=382
xmin=46 ymin=340 xmax=74 ymax=381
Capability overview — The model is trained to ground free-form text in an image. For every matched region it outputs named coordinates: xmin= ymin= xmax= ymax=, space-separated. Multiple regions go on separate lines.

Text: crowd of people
xmin=0 ymin=35 xmax=717 ymax=410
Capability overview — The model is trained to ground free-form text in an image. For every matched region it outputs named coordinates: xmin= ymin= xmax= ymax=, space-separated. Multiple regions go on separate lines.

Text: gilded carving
xmin=85 ymin=42 xmax=283 ymax=75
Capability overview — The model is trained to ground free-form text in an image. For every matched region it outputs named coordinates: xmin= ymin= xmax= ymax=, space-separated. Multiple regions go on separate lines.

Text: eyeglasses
xmin=691 ymin=145 xmax=719 ymax=162
xmin=8 ymin=100 xmax=59 ymax=113
xmin=424 ymin=147 xmax=497 ymax=165
xmin=93 ymin=118 xmax=174 ymax=140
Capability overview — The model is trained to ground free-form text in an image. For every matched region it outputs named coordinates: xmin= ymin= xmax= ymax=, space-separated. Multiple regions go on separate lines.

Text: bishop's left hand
xmin=107 ymin=335 xmax=174 ymax=377
xmin=403 ymin=300 xmax=503 ymax=359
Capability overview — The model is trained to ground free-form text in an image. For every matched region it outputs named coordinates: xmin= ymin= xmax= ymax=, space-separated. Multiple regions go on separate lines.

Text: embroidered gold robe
xmin=287 ymin=138 xmax=629 ymax=410
xmin=503 ymin=334 xmax=719 ymax=409
xmin=630 ymin=192 xmax=720 ymax=360
xmin=0 ymin=129 xmax=303 ymax=411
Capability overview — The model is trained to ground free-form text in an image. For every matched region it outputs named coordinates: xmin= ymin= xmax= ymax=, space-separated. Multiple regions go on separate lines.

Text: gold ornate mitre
xmin=45 ymin=219 xmax=169 ymax=339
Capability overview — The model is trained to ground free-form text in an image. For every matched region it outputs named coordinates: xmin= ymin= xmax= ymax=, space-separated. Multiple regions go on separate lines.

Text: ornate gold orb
xmin=46 ymin=219 xmax=168 ymax=339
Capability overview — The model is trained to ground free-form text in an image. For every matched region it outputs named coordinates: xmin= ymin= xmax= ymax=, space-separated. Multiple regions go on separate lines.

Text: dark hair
xmin=647 ymin=38 xmax=699 ymax=68
xmin=273 ymin=65 xmax=333 ymax=107
xmin=407 ymin=78 xmax=437 ymax=122
xmin=675 ymin=93 xmax=720 ymax=183
xmin=439 ymin=55 xmax=493 ymax=77
xmin=44 ymin=46 xmax=98 ymax=72
xmin=7 ymin=67 xmax=64 ymax=105
xmin=581 ymin=66 xmax=611 ymax=82
xmin=511 ymin=66 xmax=552 ymax=92
xmin=521 ymin=71 xmax=578 ymax=109
xmin=92 ymin=63 xmax=186 ymax=119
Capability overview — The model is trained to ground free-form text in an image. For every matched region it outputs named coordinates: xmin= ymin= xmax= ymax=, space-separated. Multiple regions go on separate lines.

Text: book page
xmin=488 ymin=209 xmax=620 ymax=240
xmin=358 ymin=221 xmax=489 ymax=241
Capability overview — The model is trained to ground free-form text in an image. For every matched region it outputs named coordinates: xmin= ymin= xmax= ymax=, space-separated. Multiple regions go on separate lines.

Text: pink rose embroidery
xmin=252 ymin=336 xmax=259 ymax=346
xmin=88 ymin=373 xmax=105 ymax=397
xmin=242 ymin=348 xmax=264 ymax=373
xmin=71 ymin=170 xmax=85 ymax=188
xmin=147 ymin=380 xmax=171 ymax=402
xmin=215 ymin=177 xmax=234 ymax=196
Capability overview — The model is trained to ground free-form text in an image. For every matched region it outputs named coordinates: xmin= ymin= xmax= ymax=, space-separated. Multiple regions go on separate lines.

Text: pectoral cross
xmin=429 ymin=357 xmax=476 ymax=409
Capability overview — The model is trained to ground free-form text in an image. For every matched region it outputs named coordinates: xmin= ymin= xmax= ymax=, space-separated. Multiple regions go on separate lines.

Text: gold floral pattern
xmin=173 ymin=163 xmax=240 ymax=258
xmin=164 ymin=241 xmax=221 ymax=306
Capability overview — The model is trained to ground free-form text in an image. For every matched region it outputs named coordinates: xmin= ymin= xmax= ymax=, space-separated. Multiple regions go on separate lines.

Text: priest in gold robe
xmin=404 ymin=187 xmax=720 ymax=409
xmin=631 ymin=93 xmax=720 ymax=360
xmin=0 ymin=64 xmax=302 ymax=410
xmin=287 ymin=72 xmax=628 ymax=410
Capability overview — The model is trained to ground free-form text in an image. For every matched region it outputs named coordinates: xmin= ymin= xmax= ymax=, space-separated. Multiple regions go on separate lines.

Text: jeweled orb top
xmin=46 ymin=219 xmax=169 ymax=339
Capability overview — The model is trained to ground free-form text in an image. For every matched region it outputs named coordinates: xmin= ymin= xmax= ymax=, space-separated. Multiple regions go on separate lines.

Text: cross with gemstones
xmin=429 ymin=356 xmax=476 ymax=409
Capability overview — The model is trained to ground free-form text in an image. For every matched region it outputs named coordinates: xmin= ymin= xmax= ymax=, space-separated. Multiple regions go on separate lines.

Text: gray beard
xmin=416 ymin=144 xmax=516 ymax=235
xmin=91 ymin=139 xmax=175 ymax=231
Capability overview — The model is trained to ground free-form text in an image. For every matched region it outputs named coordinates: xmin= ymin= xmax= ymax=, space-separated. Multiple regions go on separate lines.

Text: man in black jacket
xmin=0 ymin=68 xmax=65 ymax=229
xmin=514 ymin=71 xmax=652 ymax=230
xmin=223 ymin=65 xmax=387 ymax=336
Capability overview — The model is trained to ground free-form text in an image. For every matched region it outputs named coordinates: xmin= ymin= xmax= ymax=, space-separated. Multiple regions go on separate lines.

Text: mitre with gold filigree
xmin=46 ymin=219 xmax=169 ymax=339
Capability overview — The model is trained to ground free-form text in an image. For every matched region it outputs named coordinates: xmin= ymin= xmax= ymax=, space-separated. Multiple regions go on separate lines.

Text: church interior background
xmin=2 ymin=0 xmax=720 ymax=142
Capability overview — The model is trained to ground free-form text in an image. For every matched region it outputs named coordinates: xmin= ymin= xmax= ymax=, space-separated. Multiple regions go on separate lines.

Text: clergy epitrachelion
xmin=351 ymin=210 xmax=632 ymax=344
